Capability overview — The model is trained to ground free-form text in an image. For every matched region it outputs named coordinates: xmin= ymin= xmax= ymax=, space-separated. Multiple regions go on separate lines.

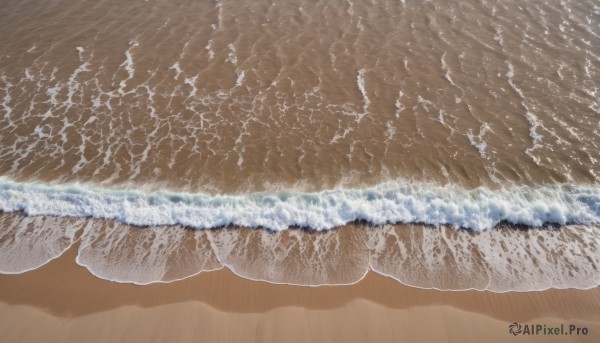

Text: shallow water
xmin=0 ymin=0 xmax=599 ymax=290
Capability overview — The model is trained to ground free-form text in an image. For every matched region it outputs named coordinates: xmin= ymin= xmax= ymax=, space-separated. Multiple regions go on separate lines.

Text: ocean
xmin=0 ymin=0 xmax=599 ymax=291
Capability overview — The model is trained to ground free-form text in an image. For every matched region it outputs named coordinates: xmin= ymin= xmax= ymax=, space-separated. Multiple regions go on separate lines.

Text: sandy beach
xmin=1 ymin=245 xmax=598 ymax=343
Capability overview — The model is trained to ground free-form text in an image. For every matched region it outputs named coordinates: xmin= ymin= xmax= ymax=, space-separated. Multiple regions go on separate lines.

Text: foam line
xmin=0 ymin=178 xmax=599 ymax=232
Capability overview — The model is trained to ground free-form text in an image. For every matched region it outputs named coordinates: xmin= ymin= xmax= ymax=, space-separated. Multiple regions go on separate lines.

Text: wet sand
xmin=1 ymin=245 xmax=598 ymax=342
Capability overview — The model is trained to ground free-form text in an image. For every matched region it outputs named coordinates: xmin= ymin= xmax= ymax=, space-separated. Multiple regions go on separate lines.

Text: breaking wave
xmin=1 ymin=178 xmax=599 ymax=232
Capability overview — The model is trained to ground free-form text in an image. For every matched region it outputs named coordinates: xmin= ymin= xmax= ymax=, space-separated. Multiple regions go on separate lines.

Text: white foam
xmin=356 ymin=69 xmax=370 ymax=111
xmin=76 ymin=221 xmax=222 ymax=285
xmin=120 ymin=41 xmax=138 ymax=78
xmin=467 ymin=123 xmax=490 ymax=158
xmin=345 ymin=0 xmax=354 ymax=16
xmin=235 ymin=70 xmax=245 ymax=87
xmin=1 ymin=82 xmax=13 ymax=119
xmin=441 ymin=52 xmax=456 ymax=86
xmin=493 ymin=27 xmax=504 ymax=46
xmin=184 ymin=75 xmax=198 ymax=97
xmin=394 ymin=91 xmax=405 ymax=118
xmin=116 ymin=40 xmax=139 ymax=94
xmin=205 ymin=39 xmax=215 ymax=60
xmin=0 ymin=214 xmax=86 ymax=274
xmin=385 ymin=120 xmax=396 ymax=140
xmin=368 ymin=224 xmax=600 ymax=292
xmin=330 ymin=127 xmax=353 ymax=144
xmin=525 ymin=111 xmax=544 ymax=145
xmin=3 ymin=213 xmax=597 ymax=291
xmin=226 ymin=43 xmax=237 ymax=65
xmin=0 ymin=178 xmax=599 ymax=232
xmin=206 ymin=228 xmax=370 ymax=286
xmin=76 ymin=47 xmax=85 ymax=61
xmin=169 ymin=62 xmax=182 ymax=79
xmin=505 ymin=61 xmax=545 ymax=164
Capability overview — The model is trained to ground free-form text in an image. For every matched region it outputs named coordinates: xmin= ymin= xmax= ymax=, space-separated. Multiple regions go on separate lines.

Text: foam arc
xmin=1 ymin=214 xmax=599 ymax=291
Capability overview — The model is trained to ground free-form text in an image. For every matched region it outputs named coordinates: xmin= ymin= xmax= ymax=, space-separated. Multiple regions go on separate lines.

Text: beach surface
xmin=1 ymin=245 xmax=598 ymax=343
xmin=1 ymin=0 xmax=599 ymax=341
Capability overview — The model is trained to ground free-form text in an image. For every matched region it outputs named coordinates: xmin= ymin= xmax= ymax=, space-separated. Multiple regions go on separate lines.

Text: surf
xmin=1 ymin=177 xmax=599 ymax=232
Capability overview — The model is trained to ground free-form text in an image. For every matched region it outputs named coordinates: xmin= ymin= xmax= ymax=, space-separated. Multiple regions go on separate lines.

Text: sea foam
xmin=1 ymin=178 xmax=599 ymax=232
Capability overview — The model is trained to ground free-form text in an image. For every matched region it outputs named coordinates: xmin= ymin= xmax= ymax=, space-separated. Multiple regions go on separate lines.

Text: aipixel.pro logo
xmin=509 ymin=322 xmax=588 ymax=336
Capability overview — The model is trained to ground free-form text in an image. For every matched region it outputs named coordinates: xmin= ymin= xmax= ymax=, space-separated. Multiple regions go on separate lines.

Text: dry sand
xmin=0 ymin=246 xmax=599 ymax=343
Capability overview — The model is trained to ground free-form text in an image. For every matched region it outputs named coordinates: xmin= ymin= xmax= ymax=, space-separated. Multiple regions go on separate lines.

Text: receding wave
xmin=2 ymin=178 xmax=599 ymax=291
xmin=1 ymin=178 xmax=599 ymax=232
xmin=1 ymin=211 xmax=599 ymax=291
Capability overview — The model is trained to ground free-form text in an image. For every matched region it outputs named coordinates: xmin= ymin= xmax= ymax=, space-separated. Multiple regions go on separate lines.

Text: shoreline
xmin=3 ymin=245 xmax=600 ymax=317
xmin=1 ymin=245 xmax=599 ymax=342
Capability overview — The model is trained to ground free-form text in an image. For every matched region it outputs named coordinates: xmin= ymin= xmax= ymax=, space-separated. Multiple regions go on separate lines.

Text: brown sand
xmin=0 ymin=245 xmax=599 ymax=343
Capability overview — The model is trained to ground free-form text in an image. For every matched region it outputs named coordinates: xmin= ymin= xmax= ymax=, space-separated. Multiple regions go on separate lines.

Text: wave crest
xmin=1 ymin=178 xmax=599 ymax=231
